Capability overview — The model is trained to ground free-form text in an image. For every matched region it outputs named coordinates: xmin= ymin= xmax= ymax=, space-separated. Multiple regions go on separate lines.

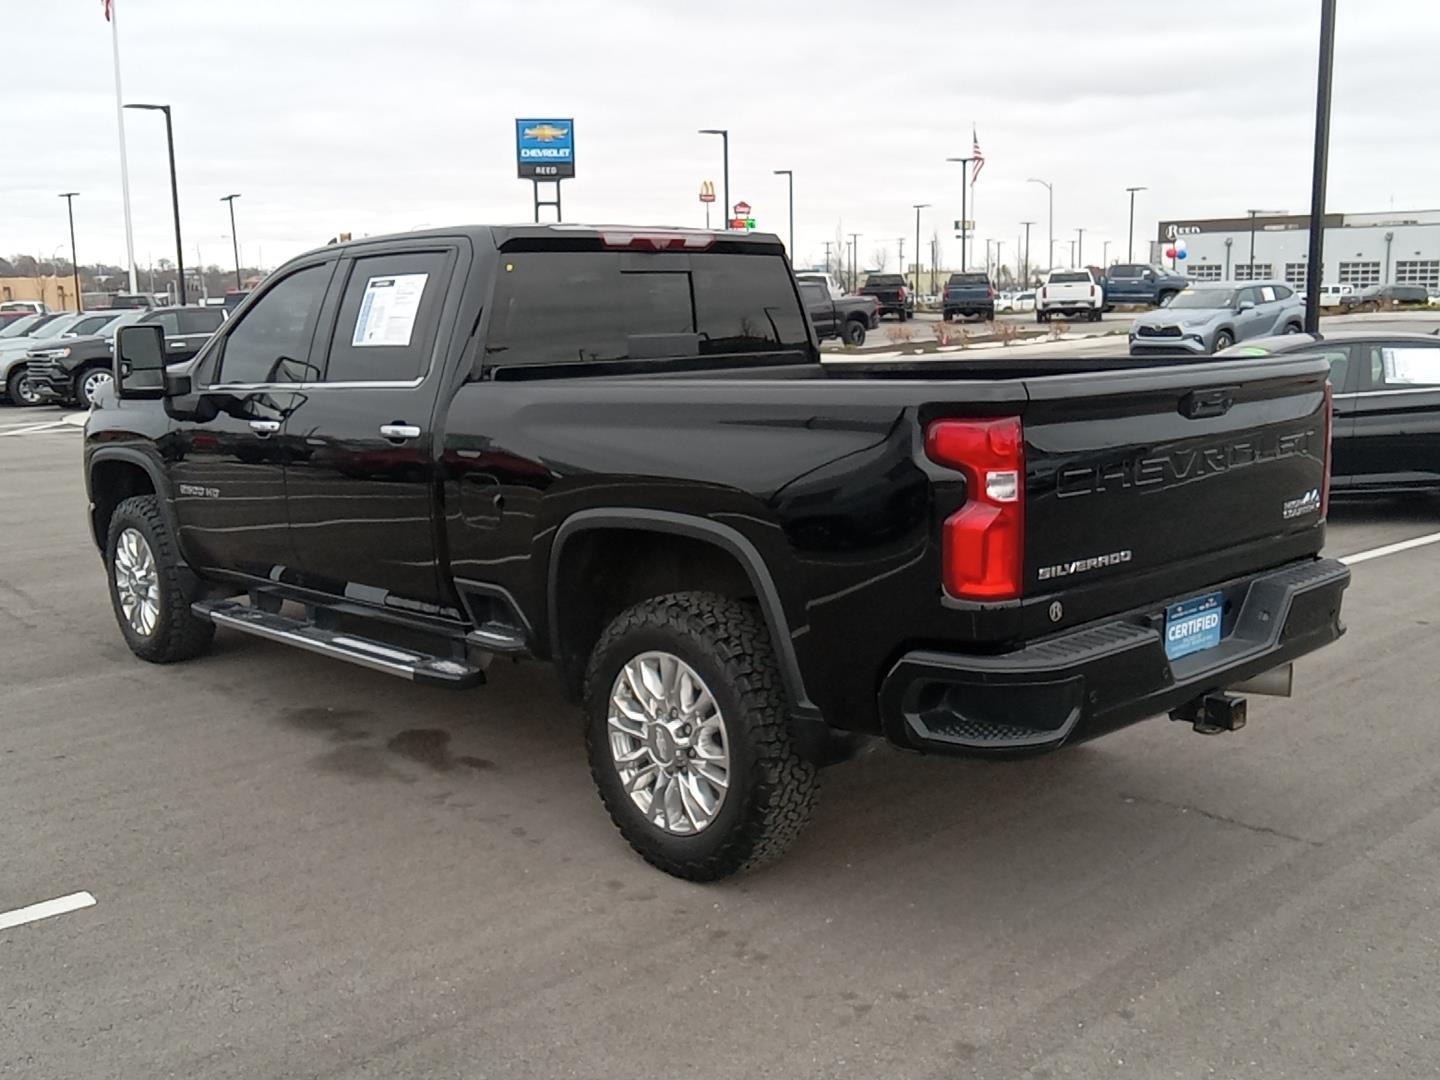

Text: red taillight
xmin=925 ymin=417 xmax=1025 ymax=600
xmin=1040 ymin=285 xmax=1048 ymax=299
xmin=898 ymin=285 xmax=907 ymax=300
xmin=987 ymin=286 xmax=996 ymax=299
xmin=1321 ymin=380 xmax=1333 ymax=520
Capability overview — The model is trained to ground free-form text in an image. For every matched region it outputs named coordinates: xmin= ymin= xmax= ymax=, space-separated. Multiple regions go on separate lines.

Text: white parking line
xmin=0 ymin=420 xmax=79 ymax=437
xmin=1341 ymin=531 xmax=1440 ymax=566
xmin=0 ymin=890 xmax=96 ymax=932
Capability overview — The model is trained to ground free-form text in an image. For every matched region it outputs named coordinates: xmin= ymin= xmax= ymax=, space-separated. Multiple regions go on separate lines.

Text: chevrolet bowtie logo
xmin=523 ymin=123 xmax=569 ymax=142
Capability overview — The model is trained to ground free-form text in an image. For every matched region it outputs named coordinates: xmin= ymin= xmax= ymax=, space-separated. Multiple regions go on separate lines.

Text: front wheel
xmin=841 ymin=319 xmax=865 ymax=346
xmin=1212 ymin=330 xmax=1235 ymax=353
xmin=75 ymin=365 xmax=113 ymax=407
xmin=584 ymin=593 xmax=818 ymax=881
xmin=106 ymin=495 xmax=216 ymax=663
xmin=6 ymin=366 xmax=43 ymax=407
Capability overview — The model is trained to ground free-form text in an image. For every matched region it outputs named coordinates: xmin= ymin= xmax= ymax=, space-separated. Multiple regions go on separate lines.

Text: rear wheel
xmin=1089 ymin=308 xmax=1103 ymax=322
xmin=6 ymin=366 xmax=42 ymax=407
xmin=1212 ymin=330 xmax=1235 ymax=353
xmin=1036 ymin=310 xmax=1048 ymax=323
xmin=841 ymin=319 xmax=865 ymax=346
xmin=584 ymin=593 xmax=818 ymax=881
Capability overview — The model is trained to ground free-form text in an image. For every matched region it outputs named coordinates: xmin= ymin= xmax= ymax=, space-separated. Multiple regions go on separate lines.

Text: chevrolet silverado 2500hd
xmin=86 ymin=224 xmax=1350 ymax=880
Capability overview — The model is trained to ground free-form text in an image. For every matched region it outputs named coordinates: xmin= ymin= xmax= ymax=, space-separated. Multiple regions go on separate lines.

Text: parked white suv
xmin=1037 ymin=269 xmax=1103 ymax=323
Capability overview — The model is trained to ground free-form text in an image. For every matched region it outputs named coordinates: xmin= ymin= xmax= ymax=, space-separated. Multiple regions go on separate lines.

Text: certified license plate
xmin=1164 ymin=592 xmax=1224 ymax=661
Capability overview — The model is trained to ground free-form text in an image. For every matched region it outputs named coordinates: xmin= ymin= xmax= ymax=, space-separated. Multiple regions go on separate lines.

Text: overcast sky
xmin=5 ymin=0 xmax=1438 ymax=277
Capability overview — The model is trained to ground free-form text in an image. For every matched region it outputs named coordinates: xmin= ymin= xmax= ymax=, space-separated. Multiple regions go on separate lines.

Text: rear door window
xmin=485 ymin=250 xmax=808 ymax=368
xmin=178 ymin=309 xmax=225 ymax=335
xmin=1370 ymin=345 xmax=1440 ymax=388
xmin=323 ymin=251 xmax=450 ymax=383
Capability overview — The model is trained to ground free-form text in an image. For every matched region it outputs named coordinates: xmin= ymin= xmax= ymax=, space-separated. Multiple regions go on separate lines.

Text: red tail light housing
xmin=1321 ymin=380 xmax=1333 ymax=519
xmin=898 ymin=285 xmax=908 ymax=300
xmin=925 ymin=417 xmax=1025 ymax=600
xmin=987 ymin=286 xmax=996 ymax=299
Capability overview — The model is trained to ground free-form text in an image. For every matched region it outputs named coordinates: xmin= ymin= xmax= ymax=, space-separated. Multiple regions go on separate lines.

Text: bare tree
xmin=870 ymin=247 xmax=889 ymax=274
xmin=831 ymin=222 xmax=847 ymax=289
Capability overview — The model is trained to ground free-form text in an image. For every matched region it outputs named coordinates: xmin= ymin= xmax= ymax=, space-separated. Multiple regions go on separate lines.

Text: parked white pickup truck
xmin=1037 ymin=269 xmax=1103 ymax=323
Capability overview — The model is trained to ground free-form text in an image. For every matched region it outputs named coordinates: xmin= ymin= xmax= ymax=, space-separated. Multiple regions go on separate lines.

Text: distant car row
xmin=0 ymin=305 xmax=225 ymax=407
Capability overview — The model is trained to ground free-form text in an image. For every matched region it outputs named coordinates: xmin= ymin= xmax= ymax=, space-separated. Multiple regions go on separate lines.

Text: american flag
xmin=971 ymin=125 xmax=985 ymax=182
xmin=102 ymin=0 xmax=112 ymax=20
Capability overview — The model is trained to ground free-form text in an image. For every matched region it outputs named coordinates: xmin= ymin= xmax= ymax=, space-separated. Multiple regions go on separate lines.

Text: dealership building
xmin=1150 ymin=209 xmax=1440 ymax=290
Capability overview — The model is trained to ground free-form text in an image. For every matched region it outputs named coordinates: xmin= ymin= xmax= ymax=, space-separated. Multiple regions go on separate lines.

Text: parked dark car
xmin=1340 ymin=284 xmax=1430 ymax=311
xmin=941 ymin=272 xmax=995 ymax=321
xmin=800 ymin=281 xmax=879 ymax=345
xmin=858 ymin=273 xmax=913 ymax=321
xmin=28 ymin=306 xmax=224 ymax=407
xmin=1105 ymin=263 xmax=1187 ymax=307
xmin=1218 ymin=330 xmax=1440 ymax=494
xmin=86 ymin=223 xmax=1347 ymax=880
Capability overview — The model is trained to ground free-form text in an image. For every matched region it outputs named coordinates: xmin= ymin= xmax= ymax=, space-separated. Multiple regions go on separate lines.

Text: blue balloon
xmin=1177 ymin=249 xmax=1189 ymax=259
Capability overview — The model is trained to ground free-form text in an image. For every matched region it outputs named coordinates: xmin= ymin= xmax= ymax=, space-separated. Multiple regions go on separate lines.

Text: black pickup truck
xmin=87 ymin=224 xmax=1349 ymax=881
xmin=859 ymin=273 xmax=913 ymax=320
xmin=800 ymin=281 xmax=879 ymax=345
xmin=27 ymin=306 xmax=225 ymax=407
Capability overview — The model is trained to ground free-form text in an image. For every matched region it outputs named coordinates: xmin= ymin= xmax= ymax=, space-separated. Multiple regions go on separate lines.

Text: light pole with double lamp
xmin=123 ymin=103 xmax=186 ymax=305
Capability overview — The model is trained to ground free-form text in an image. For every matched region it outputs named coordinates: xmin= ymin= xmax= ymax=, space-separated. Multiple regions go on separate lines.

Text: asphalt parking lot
xmin=3 ymin=416 xmax=1440 ymax=1079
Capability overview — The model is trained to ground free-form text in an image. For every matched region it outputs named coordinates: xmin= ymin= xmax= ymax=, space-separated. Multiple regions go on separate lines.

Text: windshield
xmin=0 ymin=315 xmax=44 ymax=338
xmin=864 ymin=275 xmax=904 ymax=287
xmin=67 ymin=313 xmax=121 ymax=336
xmin=1168 ymin=288 xmax=1236 ymax=310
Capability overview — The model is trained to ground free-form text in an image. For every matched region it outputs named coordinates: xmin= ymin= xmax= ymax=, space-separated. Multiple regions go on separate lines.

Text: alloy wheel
xmin=607 ymin=651 xmax=730 ymax=835
xmin=114 ymin=527 xmax=160 ymax=636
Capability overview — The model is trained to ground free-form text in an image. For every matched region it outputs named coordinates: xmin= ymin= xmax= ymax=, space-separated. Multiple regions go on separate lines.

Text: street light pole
xmin=124 ymin=103 xmax=186 ymax=305
xmin=946 ymin=157 xmax=973 ymax=270
xmin=913 ymin=203 xmax=930 ymax=299
xmin=1075 ymin=227 xmax=1085 ymax=268
xmin=220 ymin=194 xmax=242 ymax=291
xmin=1304 ymin=0 xmax=1337 ymax=333
xmin=1020 ymin=220 xmax=1034 ymax=285
xmin=848 ymin=232 xmax=861 ymax=292
xmin=58 ymin=192 xmax=82 ymax=312
xmin=1244 ymin=208 xmax=1287 ymax=279
xmin=1125 ymin=185 xmax=1146 ymax=263
xmin=773 ymin=169 xmax=794 ymax=256
xmin=699 ymin=130 xmax=729 ymax=230
xmin=1102 ymin=239 xmax=1111 ymax=268
xmin=1028 ymin=178 xmax=1054 ymax=274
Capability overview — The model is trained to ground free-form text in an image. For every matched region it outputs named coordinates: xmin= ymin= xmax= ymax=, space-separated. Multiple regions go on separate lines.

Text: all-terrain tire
xmin=105 ymin=494 xmax=216 ymax=663
xmin=584 ymin=592 xmax=817 ymax=881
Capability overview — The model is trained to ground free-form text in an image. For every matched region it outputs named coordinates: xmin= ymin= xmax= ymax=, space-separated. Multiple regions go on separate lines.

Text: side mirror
xmin=114 ymin=324 xmax=165 ymax=399
xmin=1238 ymin=300 xmax=1256 ymax=313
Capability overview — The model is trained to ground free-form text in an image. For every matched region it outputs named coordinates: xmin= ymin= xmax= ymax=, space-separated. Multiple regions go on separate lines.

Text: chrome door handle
xmin=380 ymin=424 xmax=421 ymax=440
xmin=248 ymin=419 xmax=281 ymax=434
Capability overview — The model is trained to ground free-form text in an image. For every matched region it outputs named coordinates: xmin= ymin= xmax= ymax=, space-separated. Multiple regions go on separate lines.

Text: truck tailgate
xmin=1021 ymin=357 xmax=1330 ymax=611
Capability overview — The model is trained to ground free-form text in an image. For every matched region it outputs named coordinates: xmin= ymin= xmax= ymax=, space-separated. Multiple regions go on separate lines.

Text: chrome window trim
xmin=202 ymin=377 xmax=427 ymax=392
xmin=1334 ymin=387 xmax=1440 ymax=399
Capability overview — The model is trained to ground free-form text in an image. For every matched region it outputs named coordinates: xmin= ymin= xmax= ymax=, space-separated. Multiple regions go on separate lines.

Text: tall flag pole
xmin=970 ymin=125 xmax=984 ymax=272
xmin=106 ymin=0 xmax=138 ymax=292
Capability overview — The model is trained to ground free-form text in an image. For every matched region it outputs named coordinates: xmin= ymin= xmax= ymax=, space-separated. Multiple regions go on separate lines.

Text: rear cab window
xmin=484 ymin=247 xmax=809 ymax=370
xmin=1048 ymin=272 xmax=1091 ymax=284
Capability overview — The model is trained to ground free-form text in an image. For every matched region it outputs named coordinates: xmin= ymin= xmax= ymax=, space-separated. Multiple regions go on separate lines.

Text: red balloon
xmin=1165 ymin=247 xmax=1177 ymax=259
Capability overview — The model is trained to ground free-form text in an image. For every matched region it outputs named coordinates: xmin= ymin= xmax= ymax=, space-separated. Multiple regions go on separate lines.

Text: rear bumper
xmin=879 ymin=557 xmax=1349 ymax=755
